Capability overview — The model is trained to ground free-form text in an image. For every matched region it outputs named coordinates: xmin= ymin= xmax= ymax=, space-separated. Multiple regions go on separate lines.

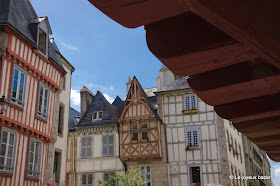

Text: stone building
xmin=67 ymin=89 xmax=125 ymax=186
xmin=242 ymin=135 xmax=273 ymax=186
xmin=119 ymin=76 xmax=169 ymax=186
xmin=0 ymin=0 xmax=73 ymax=185
xmin=155 ymin=67 xmax=247 ymax=186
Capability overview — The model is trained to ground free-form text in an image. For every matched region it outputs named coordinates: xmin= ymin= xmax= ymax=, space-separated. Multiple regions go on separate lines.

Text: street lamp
xmin=0 ymin=96 xmax=9 ymax=114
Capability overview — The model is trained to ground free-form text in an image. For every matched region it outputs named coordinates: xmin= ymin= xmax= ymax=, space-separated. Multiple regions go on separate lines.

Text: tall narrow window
xmin=82 ymin=174 xmax=93 ymax=186
xmin=0 ymin=127 xmax=17 ymax=173
xmin=53 ymin=151 xmax=61 ymax=183
xmin=27 ymin=139 xmax=42 ymax=178
xmin=37 ymin=83 xmax=50 ymax=119
xmin=184 ymin=94 xmax=197 ymax=111
xmin=11 ymin=66 xmax=26 ymax=107
xmin=81 ymin=137 xmax=92 ymax=159
xmin=38 ymin=29 xmax=46 ymax=54
xmin=188 ymin=166 xmax=202 ymax=186
xmin=103 ymin=135 xmax=114 ymax=156
xmin=140 ymin=165 xmax=152 ymax=186
xmin=185 ymin=126 xmax=200 ymax=149
xmin=58 ymin=105 xmax=64 ymax=135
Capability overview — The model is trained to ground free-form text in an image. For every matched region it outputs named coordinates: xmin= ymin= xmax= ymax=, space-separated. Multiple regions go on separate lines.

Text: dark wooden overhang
xmin=88 ymin=0 xmax=280 ymax=162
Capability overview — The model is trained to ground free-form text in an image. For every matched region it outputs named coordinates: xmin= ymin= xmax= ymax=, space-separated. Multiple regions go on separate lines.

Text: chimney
xmin=158 ymin=66 xmax=175 ymax=89
xmin=80 ymin=86 xmax=95 ymax=116
xmin=126 ymin=76 xmax=132 ymax=94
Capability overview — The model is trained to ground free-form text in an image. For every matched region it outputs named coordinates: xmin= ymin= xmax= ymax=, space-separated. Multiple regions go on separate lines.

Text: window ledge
xmin=25 ymin=176 xmax=40 ymax=182
xmin=9 ymin=102 xmax=24 ymax=111
xmin=182 ymin=109 xmax=197 ymax=114
xmin=0 ymin=171 xmax=13 ymax=177
xmin=35 ymin=115 xmax=48 ymax=123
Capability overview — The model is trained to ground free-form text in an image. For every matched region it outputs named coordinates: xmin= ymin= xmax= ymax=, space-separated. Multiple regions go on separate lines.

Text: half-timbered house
xmin=155 ymin=67 xmax=247 ymax=186
xmin=119 ymin=76 xmax=169 ymax=186
xmin=0 ymin=0 xmax=69 ymax=185
xmin=67 ymin=90 xmax=125 ymax=186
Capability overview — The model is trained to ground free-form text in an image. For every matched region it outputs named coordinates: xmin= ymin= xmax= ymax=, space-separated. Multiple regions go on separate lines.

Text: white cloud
xmin=104 ymin=94 xmax=114 ymax=103
xmin=275 ymin=167 xmax=280 ymax=176
xmin=71 ymin=89 xmax=80 ymax=106
xmin=61 ymin=42 xmax=80 ymax=51
xmin=85 ymin=83 xmax=115 ymax=92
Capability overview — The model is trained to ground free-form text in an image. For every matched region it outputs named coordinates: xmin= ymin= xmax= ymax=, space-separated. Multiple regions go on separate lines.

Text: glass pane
xmin=93 ymin=112 xmax=97 ymax=119
xmin=2 ymin=131 xmax=8 ymax=143
xmin=103 ymin=136 xmax=107 ymax=144
xmin=19 ymin=73 xmax=25 ymax=101
xmin=132 ymin=133 xmax=138 ymax=141
xmin=187 ymin=131 xmax=192 ymax=146
xmin=39 ymin=87 xmax=44 ymax=111
xmin=140 ymin=166 xmax=144 ymax=172
xmin=191 ymin=95 xmax=196 ymax=109
xmin=185 ymin=96 xmax=190 ymax=110
xmin=38 ymin=29 xmax=46 ymax=53
xmin=6 ymin=158 xmax=12 ymax=166
xmin=99 ymin=112 xmax=102 ymax=119
xmin=86 ymin=148 xmax=91 ymax=157
xmin=142 ymin=132 xmax=148 ymax=140
xmin=7 ymin=146 xmax=13 ymax=158
xmin=0 ymin=157 xmax=4 ymax=165
xmin=31 ymin=141 xmax=35 ymax=152
xmin=193 ymin=131 xmax=198 ymax=147
xmin=82 ymin=175 xmax=87 ymax=184
xmin=43 ymin=89 xmax=48 ymax=114
xmin=103 ymin=144 xmax=107 ymax=156
xmin=147 ymin=174 xmax=151 ymax=180
xmin=9 ymin=133 xmax=14 ymax=145
xmin=29 ymin=152 xmax=34 ymax=164
xmin=141 ymin=124 xmax=147 ymax=129
xmin=0 ymin=144 xmax=6 ymax=156
xmin=147 ymin=166 xmax=150 ymax=173
xmin=88 ymin=174 xmax=93 ymax=184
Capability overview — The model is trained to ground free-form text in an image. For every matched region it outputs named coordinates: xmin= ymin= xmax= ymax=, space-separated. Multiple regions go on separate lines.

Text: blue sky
xmin=30 ymin=0 xmax=280 ymax=185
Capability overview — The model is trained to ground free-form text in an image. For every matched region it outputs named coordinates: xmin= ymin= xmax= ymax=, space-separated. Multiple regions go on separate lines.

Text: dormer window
xmin=92 ymin=111 xmax=103 ymax=121
xmin=38 ymin=29 xmax=47 ymax=54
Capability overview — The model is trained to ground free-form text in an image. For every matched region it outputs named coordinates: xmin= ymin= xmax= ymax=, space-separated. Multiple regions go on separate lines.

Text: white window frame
xmin=139 ymin=165 xmax=152 ymax=186
xmin=82 ymin=174 xmax=93 ymax=186
xmin=0 ymin=127 xmax=17 ymax=173
xmin=187 ymin=165 xmax=203 ymax=186
xmin=81 ymin=137 xmax=92 ymax=159
xmin=92 ymin=111 xmax=103 ymax=121
xmin=103 ymin=135 xmax=114 ymax=157
xmin=27 ymin=138 xmax=42 ymax=179
xmin=10 ymin=65 xmax=27 ymax=107
xmin=37 ymin=82 xmax=50 ymax=119
xmin=184 ymin=94 xmax=198 ymax=111
xmin=185 ymin=126 xmax=200 ymax=149
xmin=141 ymin=123 xmax=148 ymax=129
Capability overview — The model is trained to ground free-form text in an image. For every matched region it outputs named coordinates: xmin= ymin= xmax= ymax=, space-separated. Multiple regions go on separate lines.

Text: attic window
xmin=92 ymin=111 xmax=103 ymax=121
xmin=38 ymin=29 xmax=47 ymax=54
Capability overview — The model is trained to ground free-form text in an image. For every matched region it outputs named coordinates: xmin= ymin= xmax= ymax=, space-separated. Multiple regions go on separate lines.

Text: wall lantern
xmin=0 ymin=96 xmax=9 ymax=114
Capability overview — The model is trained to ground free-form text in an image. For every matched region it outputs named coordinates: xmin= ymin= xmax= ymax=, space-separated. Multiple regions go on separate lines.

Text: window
xmin=141 ymin=123 xmax=148 ymax=129
xmin=73 ymin=116 xmax=80 ymax=125
xmin=131 ymin=124 xmax=138 ymax=130
xmin=103 ymin=135 xmax=114 ymax=156
xmin=141 ymin=131 xmax=148 ymax=141
xmin=184 ymin=94 xmax=197 ymax=111
xmin=188 ymin=165 xmax=202 ymax=186
xmin=60 ymin=76 xmax=65 ymax=90
xmin=92 ymin=111 xmax=103 ymax=120
xmin=131 ymin=132 xmax=138 ymax=141
xmin=81 ymin=137 xmax=92 ymax=159
xmin=82 ymin=174 xmax=93 ymax=186
xmin=37 ymin=83 xmax=50 ymax=119
xmin=185 ymin=126 xmax=200 ymax=149
xmin=11 ymin=65 xmax=26 ymax=107
xmin=53 ymin=151 xmax=61 ymax=183
xmin=38 ymin=29 xmax=47 ymax=54
xmin=104 ymin=172 xmax=115 ymax=183
xmin=58 ymin=105 xmax=64 ymax=135
xmin=140 ymin=165 xmax=152 ymax=186
xmin=0 ymin=127 xmax=17 ymax=173
xmin=27 ymin=138 xmax=42 ymax=178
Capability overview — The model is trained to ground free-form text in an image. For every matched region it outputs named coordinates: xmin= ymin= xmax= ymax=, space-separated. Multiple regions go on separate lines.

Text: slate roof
xmin=69 ymin=107 xmax=80 ymax=132
xmin=132 ymin=77 xmax=159 ymax=118
xmin=157 ymin=77 xmax=190 ymax=92
xmin=112 ymin=96 xmax=124 ymax=113
xmin=78 ymin=91 xmax=121 ymax=128
xmin=0 ymin=0 xmax=65 ymax=71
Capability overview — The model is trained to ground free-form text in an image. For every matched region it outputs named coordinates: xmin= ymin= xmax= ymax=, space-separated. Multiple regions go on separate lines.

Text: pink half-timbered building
xmin=0 ymin=0 xmax=66 ymax=185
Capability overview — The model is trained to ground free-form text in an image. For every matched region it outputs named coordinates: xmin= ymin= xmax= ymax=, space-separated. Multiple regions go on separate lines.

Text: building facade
xmin=119 ymin=76 xmax=169 ymax=186
xmin=67 ymin=90 xmax=125 ymax=186
xmin=155 ymin=67 xmax=247 ymax=186
xmin=0 ymin=0 xmax=73 ymax=185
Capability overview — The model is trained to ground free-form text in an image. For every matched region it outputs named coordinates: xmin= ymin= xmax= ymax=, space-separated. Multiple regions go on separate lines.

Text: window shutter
xmin=103 ymin=136 xmax=108 ymax=156
xmin=86 ymin=137 xmax=91 ymax=158
xmin=185 ymin=95 xmax=190 ymax=110
xmin=108 ymin=135 xmax=114 ymax=156
xmin=81 ymin=138 xmax=86 ymax=158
